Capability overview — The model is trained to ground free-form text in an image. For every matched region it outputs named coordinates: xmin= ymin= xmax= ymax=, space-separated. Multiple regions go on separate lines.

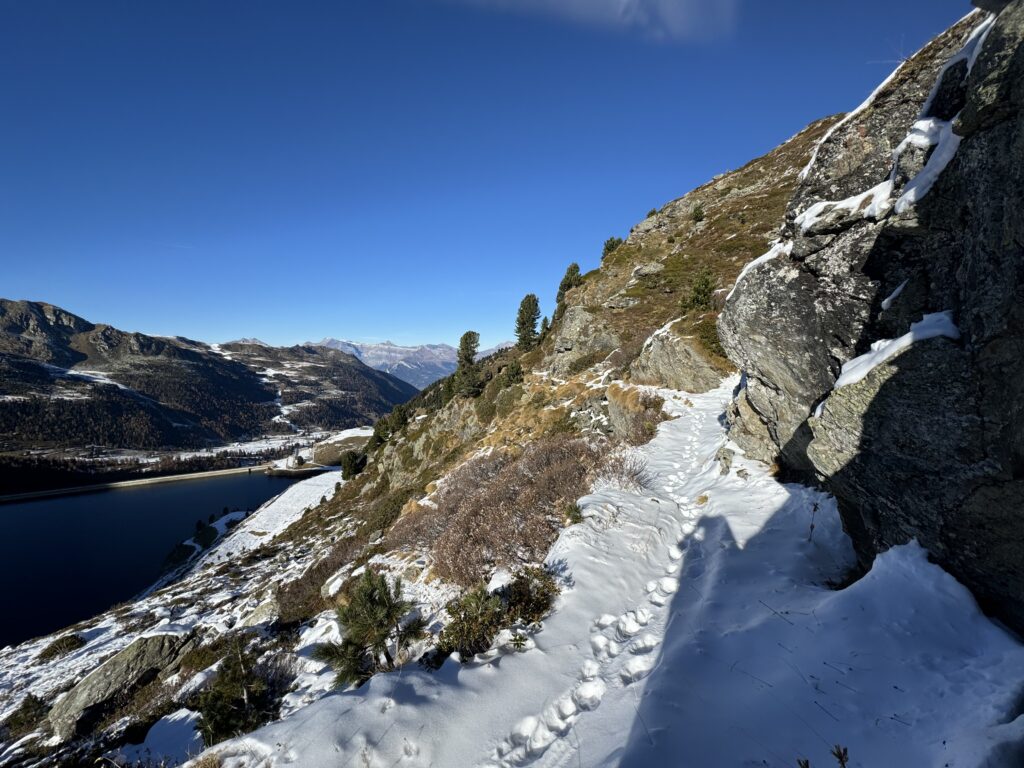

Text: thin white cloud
xmin=450 ymin=0 xmax=738 ymax=41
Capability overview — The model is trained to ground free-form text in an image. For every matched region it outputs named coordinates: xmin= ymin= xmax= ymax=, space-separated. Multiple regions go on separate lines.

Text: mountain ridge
xmin=312 ymin=337 xmax=514 ymax=388
xmin=0 ymin=299 xmax=417 ymax=452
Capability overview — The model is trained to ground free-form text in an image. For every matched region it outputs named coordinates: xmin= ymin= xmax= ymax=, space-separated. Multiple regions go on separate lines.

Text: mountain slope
xmin=0 ymin=300 xmax=417 ymax=451
xmin=4 ymin=5 xmax=1024 ymax=767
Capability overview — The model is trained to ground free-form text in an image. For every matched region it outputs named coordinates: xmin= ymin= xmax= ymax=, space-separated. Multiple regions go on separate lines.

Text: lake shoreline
xmin=0 ymin=463 xmax=275 ymax=505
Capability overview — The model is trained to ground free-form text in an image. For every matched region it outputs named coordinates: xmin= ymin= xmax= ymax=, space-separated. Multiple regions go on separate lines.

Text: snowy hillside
xmin=203 ymin=381 xmax=1024 ymax=767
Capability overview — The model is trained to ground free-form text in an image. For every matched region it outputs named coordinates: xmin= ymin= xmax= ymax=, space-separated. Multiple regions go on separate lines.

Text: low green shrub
xmin=504 ymin=566 xmax=559 ymax=625
xmin=1 ymin=693 xmax=48 ymax=739
xmin=434 ymin=567 xmax=560 ymax=663
xmin=683 ymin=267 xmax=716 ymax=312
xmin=437 ymin=586 xmax=506 ymax=659
xmin=312 ymin=570 xmax=425 ymax=688
xmin=195 ymin=640 xmax=294 ymax=746
xmin=340 ymin=450 xmax=367 ymax=480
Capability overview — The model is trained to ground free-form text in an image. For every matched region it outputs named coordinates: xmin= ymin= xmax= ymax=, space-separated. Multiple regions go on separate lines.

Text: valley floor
xmin=206 ymin=380 xmax=1024 ymax=768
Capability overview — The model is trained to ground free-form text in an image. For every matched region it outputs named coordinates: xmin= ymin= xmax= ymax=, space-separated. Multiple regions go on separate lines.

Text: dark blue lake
xmin=0 ymin=473 xmax=297 ymax=648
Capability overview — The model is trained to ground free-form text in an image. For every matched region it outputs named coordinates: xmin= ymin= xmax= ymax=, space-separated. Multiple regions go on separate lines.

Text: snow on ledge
xmin=894 ymin=121 xmax=962 ymax=214
xmin=835 ymin=311 xmax=960 ymax=390
xmin=794 ymin=179 xmax=894 ymax=234
xmin=893 ymin=13 xmax=996 ymax=214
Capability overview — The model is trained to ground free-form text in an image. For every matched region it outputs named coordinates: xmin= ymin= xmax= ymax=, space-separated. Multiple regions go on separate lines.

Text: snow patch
xmin=203 ymin=471 xmax=344 ymax=563
xmin=113 ymin=708 xmax=203 ymax=765
xmin=834 ymin=310 xmax=961 ymax=390
xmin=794 ymin=179 xmax=894 ymax=233
xmin=199 ymin=375 xmax=1024 ymax=768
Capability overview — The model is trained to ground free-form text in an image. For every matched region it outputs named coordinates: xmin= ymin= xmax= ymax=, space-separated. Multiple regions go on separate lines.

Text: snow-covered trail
xmin=214 ymin=380 xmax=1024 ymax=768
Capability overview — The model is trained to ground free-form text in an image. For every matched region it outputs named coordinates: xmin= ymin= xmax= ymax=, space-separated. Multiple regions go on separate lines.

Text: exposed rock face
xmin=719 ymin=5 xmax=1024 ymax=631
xmin=629 ymin=319 xmax=724 ymax=393
xmin=547 ymin=306 xmax=621 ymax=376
xmin=48 ymin=632 xmax=193 ymax=742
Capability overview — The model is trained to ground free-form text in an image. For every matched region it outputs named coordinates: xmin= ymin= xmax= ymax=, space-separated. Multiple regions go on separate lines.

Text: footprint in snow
xmin=580 ymin=659 xmax=601 ymax=680
xmin=630 ymin=633 xmax=660 ymax=654
xmin=616 ymin=608 xmax=652 ymax=639
xmin=616 ymin=612 xmax=643 ymax=638
xmin=621 ymin=654 xmax=656 ymax=684
xmin=657 ymin=576 xmax=678 ymax=595
xmin=573 ymin=678 xmax=607 ymax=710
xmin=590 ymin=634 xmax=621 ymax=660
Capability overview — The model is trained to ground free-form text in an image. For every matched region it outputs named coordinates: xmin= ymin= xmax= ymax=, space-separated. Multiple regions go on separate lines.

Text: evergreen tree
xmin=312 ymin=570 xmax=425 ymax=688
xmin=515 ymin=294 xmax=541 ymax=350
xmin=388 ymin=403 xmax=409 ymax=432
xmin=602 ymin=237 xmax=624 ymax=258
xmin=539 ymin=316 xmax=550 ymax=339
xmin=196 ymin=639 xmax=290 ymax=746
xmin=500 ymin=358 xmax=524 ymax=387
xmin=340 ymin=450 xmax=367 ymax=480
xmin=455 ymin=331 xmax=482 ymax=397
xmin=457 ymin=331 xmax=479 ymax=370
xmin=554 ymin=263 xmax=584 ymax=320
xmin=684 ymin=267 xmax=716 ymax=311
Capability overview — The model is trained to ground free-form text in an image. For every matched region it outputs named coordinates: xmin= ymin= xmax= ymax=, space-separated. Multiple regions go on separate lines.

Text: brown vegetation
xmin=607 ymin=384 xmax=666 ymax=446
xmin=384 ymin=436 xmax=603 ymax=586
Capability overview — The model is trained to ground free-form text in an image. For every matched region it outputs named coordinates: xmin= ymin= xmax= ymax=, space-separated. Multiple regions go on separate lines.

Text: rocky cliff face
xmin=719 ymin=4 xmax=1024 ymax=631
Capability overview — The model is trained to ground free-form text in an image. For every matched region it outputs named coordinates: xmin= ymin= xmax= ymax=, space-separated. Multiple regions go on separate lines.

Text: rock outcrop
xmin=719 ymin=5 xmax=1024 ymax=631
xmin=547 ymin=306 xmax=621 ymax=376
xmin=628 ymin=319 xmax=723 ymax=393
xmin=48 ymin=631 xmax=193 ymax=742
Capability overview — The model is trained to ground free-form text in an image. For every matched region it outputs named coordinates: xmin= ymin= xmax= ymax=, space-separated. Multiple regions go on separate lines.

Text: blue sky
xmin=1 ymin=0 xmax=972 ymax=348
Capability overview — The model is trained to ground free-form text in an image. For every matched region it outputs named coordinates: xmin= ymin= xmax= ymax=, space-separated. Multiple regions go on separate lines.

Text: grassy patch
xmin=36 ymin=633 xmax=86 ymax=662
xmin=1 ymin=693 xmax=49 ymax=740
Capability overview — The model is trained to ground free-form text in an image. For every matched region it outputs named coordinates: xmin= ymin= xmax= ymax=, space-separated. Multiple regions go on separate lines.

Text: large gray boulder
xmin=719 ymin=5 xmax=1024 ymax=632
xmin=629 ymin=319 xmax=724 ymax=394
xmin=48 ymin=631 xmax=193 ymax=742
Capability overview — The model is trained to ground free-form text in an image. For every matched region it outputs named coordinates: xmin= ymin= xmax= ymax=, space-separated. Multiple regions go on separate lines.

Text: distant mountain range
xmin=0 ymin=300 xmax=417 ymax=451
xmin=312 ymin=338 xmax=514 ymax=389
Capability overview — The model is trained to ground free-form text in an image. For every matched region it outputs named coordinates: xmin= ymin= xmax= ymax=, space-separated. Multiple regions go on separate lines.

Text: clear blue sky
xmin=0 ymin=0 xmax=973 ymax=348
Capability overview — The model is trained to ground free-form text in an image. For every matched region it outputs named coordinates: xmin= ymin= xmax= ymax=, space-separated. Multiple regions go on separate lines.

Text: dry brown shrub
xmin=427 ymin=437 xmax=604 ymax=586
xmin=595 ymin=450 xmax=654 ymax=492
xmin=607 ymin=384 xmax=666 ymax=446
